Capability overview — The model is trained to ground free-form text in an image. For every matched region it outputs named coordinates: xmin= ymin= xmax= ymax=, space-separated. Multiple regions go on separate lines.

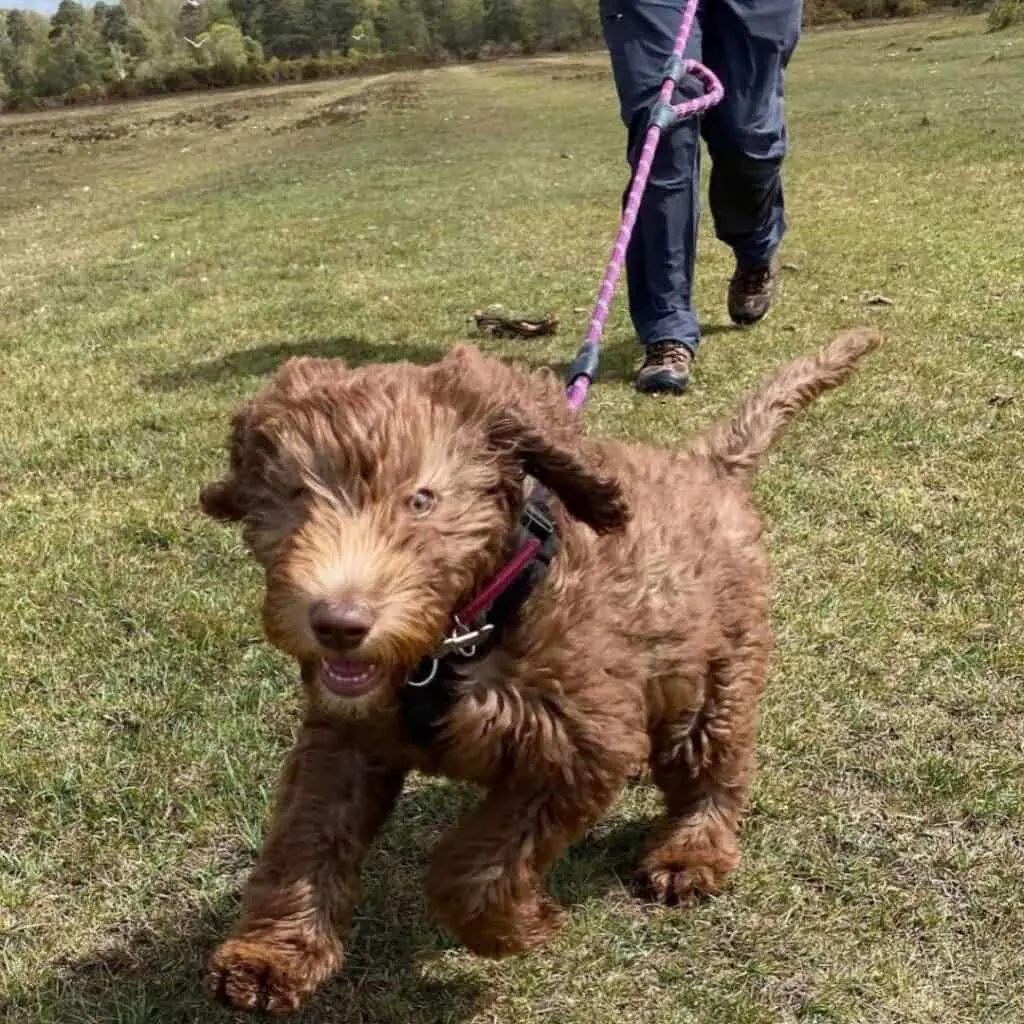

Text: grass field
xmin=1 ymin=13 xmax=1023 ymax=1024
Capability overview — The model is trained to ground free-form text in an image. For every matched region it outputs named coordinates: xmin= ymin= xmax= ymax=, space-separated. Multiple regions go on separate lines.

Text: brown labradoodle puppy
xmin=199 ymin=327 xmax=880 ymax=1014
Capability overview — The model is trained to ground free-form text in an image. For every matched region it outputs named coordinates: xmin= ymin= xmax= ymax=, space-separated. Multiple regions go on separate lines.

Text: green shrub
xmin=803 ymin=0 xmax=853 ymax=25
xmin=64 ymin=81 xmax=101 ymax=104
xmin=9 ymin=47 xmax=445 ymax=111
xmin=988 ymin=0 xmax=1024 ymax=30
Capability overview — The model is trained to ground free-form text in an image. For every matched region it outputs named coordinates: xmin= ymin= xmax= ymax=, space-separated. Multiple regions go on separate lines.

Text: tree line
xmin=0 ymin=0 xmax=999 ymax=111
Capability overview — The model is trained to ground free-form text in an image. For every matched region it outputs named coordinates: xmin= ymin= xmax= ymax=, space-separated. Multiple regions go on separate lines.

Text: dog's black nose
xmin=309 ymin=599 xmax=374 ymax=650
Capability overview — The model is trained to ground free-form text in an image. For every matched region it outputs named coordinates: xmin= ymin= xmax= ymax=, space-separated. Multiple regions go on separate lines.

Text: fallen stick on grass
xmin=471 ymin=309 xmax=561 ymax=339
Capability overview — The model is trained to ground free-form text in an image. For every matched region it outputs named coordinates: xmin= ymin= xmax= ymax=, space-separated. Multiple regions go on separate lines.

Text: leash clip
xmin=436 ymin=618 xmax=495 ymax=659
xmin=406 ymin=618 xmax=495 ymax=688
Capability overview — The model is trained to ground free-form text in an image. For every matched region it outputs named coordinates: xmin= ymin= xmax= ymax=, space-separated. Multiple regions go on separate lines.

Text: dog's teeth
xmin=320 ymin=659 xmax=378 ymax=695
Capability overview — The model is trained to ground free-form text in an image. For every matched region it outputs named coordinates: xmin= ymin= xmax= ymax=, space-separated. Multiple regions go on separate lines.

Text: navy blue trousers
xmin=601 ymin=0 xmax=802 ymax=353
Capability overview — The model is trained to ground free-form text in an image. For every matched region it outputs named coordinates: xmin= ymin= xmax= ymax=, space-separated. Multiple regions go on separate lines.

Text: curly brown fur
xmin=199 ymin=327 xmax=881 ymax=1013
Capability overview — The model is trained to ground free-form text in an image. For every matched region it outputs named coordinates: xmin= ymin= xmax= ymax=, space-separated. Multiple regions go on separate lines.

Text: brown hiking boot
xmin=635 ymin=341 xmax=693 ymax=395
xmin=728 ymin=254 xmax=780 ymax=326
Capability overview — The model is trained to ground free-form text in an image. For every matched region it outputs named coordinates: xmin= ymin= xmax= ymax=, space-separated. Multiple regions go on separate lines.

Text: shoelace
xmin=646 ymin=343 xmax=691 ymax=369
xmin=735 ymin=265 xmax=772 ymax=293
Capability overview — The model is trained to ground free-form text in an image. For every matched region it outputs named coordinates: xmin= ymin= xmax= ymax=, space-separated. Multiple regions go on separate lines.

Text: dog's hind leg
xmin=638 ymin=639 xmax=770 ymax=906
xmin=205 ymin=723 xmax=405 ymax=1013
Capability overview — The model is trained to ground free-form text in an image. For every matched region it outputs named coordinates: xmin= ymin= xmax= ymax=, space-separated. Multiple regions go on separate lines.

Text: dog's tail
xmin=702 ymin=327 xmax=881 ymax=478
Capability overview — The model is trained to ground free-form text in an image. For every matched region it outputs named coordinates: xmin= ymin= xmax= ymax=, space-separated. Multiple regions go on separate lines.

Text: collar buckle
xmin=522 ymin=500 xmax=555 ymax=539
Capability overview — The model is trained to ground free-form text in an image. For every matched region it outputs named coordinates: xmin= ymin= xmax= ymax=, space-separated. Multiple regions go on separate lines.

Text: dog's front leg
xmin=206 ymin=721 xmax=405 ymax=1014
xmin=426 ymin=779 xmax=620 ymax=958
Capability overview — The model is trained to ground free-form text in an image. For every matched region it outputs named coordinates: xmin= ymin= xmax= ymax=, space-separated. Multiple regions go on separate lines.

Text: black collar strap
xmin=398 ymin=498 xmax=559 ymax=748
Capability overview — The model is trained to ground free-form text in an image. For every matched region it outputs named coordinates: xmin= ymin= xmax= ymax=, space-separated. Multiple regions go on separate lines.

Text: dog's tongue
xmin=320 ymin=659 xmax=379 ymax=697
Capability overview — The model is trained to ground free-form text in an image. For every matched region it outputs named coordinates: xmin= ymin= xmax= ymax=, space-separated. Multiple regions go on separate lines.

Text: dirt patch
xmin=504 ymin=61 xmax=611 ymax=82
xmin=549 ymin=66 xmax=611 ymax=83
xmin=35 ymin=106 xmax=258 ymax=153
xmin=162 ymin=106 xmax=251 ymax=131
xmin=282 ymin=81 xmax=425 ymax=132
xmin=0 ymin=80 xmax=423 ymax=154
xmin=0 ymin=87 xmax=323 ymax=154
xmin=0 ymin=119 xmax=64 ymax=142
xmin=0 ymin=110 xmax=231 ymax=154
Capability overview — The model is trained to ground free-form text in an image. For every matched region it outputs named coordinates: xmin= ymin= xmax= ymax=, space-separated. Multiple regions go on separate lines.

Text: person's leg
xmin=701 ymin=0 xmax=802 ymax=324
xmin=601 ymin=0 xmax=704 ymax=392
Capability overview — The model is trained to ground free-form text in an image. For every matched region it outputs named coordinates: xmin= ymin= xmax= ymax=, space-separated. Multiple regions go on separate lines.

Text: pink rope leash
xmin=566 ymin=0 xmax=723 ymax=412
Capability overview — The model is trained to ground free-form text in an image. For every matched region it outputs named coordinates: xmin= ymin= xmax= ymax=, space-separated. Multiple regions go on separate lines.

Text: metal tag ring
xmin=407 ymin=658 xmax=439 ymax=688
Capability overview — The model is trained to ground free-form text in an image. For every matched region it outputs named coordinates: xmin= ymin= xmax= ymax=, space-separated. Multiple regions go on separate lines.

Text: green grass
xmin=1 ymin=13 xmax=1023 ymax=1023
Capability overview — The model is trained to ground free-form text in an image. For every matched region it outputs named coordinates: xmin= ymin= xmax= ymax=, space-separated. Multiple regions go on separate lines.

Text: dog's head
xmin=199 ymin=345 xmax=629 ymax=713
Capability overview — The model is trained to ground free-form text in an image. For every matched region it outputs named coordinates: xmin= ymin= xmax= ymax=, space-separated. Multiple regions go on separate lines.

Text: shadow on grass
xmin=5 ymin=782 xmax=657 ymax=1024
xmin=142 ymin=324 xmax=743 ymax=395
xmin=141 ymin=334 xmax=454 ymax=392
xmin=5 ymin=914 xmax=487 ymax=1024
xmin=4 ymin=785 xmax=479 ymax=1024
xmin=554 ymin=817 xmax=654 ymax=904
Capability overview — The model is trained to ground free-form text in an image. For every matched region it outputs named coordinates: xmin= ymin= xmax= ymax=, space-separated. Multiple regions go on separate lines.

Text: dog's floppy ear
xmin=487 ymin=411 xmax=630 ymax=534
xmin=431 ymin=344 xmax=630 ymax=534
xmin=199 ymin=479 xmax=244 ymax=522
xmin=199 ymin=402 xmax=259 ymax=523
xmin=199 ymin=356 xmax=347 ymax=523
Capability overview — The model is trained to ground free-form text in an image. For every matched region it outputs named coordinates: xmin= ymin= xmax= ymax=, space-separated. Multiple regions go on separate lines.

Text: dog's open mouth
xmin=319 ymin=659 xmax=381 ymax=698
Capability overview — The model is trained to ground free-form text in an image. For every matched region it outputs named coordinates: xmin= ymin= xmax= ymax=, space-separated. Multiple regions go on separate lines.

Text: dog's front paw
xmin=205 ymin=935 xmax=341 ymax=1014
xmin=636 ymin=843 xmax=739 ymax=907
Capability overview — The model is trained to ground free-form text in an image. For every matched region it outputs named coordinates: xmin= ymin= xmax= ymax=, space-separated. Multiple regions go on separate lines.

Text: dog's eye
xmin=408 ymin=488 xmax=438 ymax=517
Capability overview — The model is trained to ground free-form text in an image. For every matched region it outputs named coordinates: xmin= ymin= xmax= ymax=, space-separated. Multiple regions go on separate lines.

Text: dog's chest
xmin=397 ymin=652 xmax=498 ymax=750
xmin=397 ymin=652 xmax=574 ymax=783
xmin=397 ymin=665 xmax=462 ymax=749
